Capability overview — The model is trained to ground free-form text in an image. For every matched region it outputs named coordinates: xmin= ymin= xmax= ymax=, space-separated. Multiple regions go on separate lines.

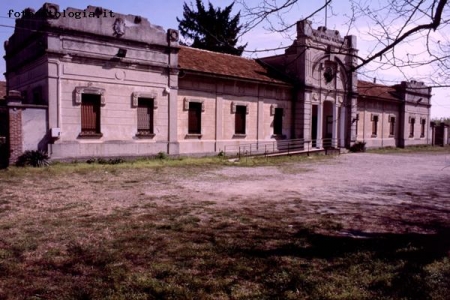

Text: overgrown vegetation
xmin=15 ymin=150 xmax=49 ymax=167
xmin=156 ymin=151 xmax=168 ymax=160
xmin=349 ymin=141 xmax=366 ymax=152
xmin=86 ymin=157 xmax=126 ymax=165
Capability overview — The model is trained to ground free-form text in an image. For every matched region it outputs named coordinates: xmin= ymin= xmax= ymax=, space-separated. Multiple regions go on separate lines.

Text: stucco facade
xmin=0 ymin=3 xmax=435 ymax=164
xmin=356 ymin=80 xmax=432 ymax=148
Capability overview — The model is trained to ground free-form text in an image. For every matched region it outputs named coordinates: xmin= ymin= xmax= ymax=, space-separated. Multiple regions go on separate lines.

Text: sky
xmin=1 ymin=0 xmax=449 ymax=118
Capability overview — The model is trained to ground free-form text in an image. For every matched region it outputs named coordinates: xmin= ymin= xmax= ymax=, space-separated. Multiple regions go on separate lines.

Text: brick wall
xmin=8 ymin=108 xmax=22 ymax=165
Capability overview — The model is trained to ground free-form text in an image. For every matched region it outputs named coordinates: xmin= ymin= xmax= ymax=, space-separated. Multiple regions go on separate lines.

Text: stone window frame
xmin=132 ymin=91 xmax=158 ymax=138
xmin=184 ymin=98 xmax=205 ymax=138
xmin=231 ymin=102 xmax=249 ymax=137
xmin=371 ymin=114 xmax=379 ymax=137
xmin=184 ymin=98 xmax=205 ymax=112
xmin=75 ymin=86 xmax=106 ymax=106
xmin=75 ymin=86 xmax=105 ymax=139
xmin=132 ymin=91 xmax=158 ymax=108
xmin=270 ymin=104 xmax=286 ymax=116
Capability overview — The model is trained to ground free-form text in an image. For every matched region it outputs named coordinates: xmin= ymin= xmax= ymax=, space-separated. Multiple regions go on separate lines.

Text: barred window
xmin=137 ymin=98 xmax=154 ymax=135
xmin=81 ymin=94 xmax=101 ymax=136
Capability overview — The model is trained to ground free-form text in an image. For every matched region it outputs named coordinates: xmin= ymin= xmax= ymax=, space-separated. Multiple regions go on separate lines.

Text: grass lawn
xmin=366 ymin=144 xmax=450 ymax=154
xmin=0 ymin=154 xmax=449 ymax=299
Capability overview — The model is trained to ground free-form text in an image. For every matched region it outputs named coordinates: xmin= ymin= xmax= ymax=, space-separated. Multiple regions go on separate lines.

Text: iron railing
xmin=223 ymin=138 xmax=339 ymax=159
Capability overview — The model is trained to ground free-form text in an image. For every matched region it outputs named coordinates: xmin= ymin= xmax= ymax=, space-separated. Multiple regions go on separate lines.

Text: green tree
xmin=177 ymin=0 xmax=247 ymax=56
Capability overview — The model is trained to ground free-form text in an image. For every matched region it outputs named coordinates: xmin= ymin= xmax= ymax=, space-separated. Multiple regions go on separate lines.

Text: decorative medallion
xmin=312 ymin=93 xmax=319 ymax=101
xmin=113 ymin=18 xmax=126 ymax=37
xmin=168 ymin=29 xmax=179 ymax=42
xmin=115 ymin=70 xmax=125 ymax=80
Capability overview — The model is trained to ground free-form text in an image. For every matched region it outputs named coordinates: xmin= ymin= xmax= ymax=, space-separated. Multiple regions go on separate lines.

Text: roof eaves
xmin=180 ymin=68 xmax=292 ymax=87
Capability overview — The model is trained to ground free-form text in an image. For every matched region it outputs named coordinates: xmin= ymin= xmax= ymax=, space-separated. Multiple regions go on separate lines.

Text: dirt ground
xmin=150 ymin=152 xmax=450 ymax=234
xmin=3 ymin=151 xmax=450 ymax=236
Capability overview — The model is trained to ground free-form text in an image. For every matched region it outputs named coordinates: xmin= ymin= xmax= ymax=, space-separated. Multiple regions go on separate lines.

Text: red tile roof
xmin=0 ymin=81 xmax=5 ymax=99
xmin=357 ymin=80 xmax=400 ymax=101
xmin=178 ymin=46 xmax=289 ymax=85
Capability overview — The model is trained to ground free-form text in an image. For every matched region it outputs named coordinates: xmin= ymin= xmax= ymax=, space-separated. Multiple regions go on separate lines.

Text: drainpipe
xmin=48 ymin=60 xmax=61 ymax=155
xmin=167 ymin=33 xmax=171 ymax=154
xmin=381 ymin=102 xmax=384 ymax=147
xmin=362 ymin=99 xmax=365 ymax=142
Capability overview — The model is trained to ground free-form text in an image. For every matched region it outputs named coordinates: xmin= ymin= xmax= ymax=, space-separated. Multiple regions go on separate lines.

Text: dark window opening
xmin=33 ymin=88 xmax=42 ymax=104
xmin=420 ymin=119 xmax=426 ymax=137
xmin=81 ymin=94 xmax=101 ymax=135
xmin=389 ymin=117 xmax=395 ymax=136
xmin=274 ymin=108 xmax=283 ymax=135
xmin=235 ymin=105 xmax=246 ymax=134
xmin=188 ymin=102 xmax=202 ymax=134
xmin=137 ymin=98 xmax=154 ymax=135
xmin=372 ymin=115 xmax=378 ymax=136
xmin=410 ymin=118 xmax=415 ymax=138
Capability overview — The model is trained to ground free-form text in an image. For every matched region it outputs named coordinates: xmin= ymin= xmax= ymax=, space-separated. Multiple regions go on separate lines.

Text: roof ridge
xmin=358 ymin=80 xmax=395 ymax=88
xmin=180 ymin=46 xmax=255 ymax=61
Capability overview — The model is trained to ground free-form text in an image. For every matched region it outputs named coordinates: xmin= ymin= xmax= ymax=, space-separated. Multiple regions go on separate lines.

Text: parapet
xmin=6 ymin=3 xmax=175 ymax=50
xmin=296 ymin=19 xmax=356 ymax=49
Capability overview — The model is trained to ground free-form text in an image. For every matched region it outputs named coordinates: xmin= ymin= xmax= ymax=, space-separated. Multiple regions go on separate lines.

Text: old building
xmin=356 ymin=80 xmax=432 ymax=148
xmin=0 ymin=3 xmax=434 ymax=165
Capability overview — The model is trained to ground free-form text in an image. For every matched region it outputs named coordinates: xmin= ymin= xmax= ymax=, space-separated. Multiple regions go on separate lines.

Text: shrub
xmin=96 ymin=158 xmax=107 ymax=165
xmin=156 ymin=152 xmax=168 ymax=160
xmin=86 ymin=158 xmax=96 ymax=164
xmin=349 ymin=141 xmax=366 ymax=153
xmin=108 ymin=158 xmax=125 ymax=165
xmin=16 ymin=150 xmax=50 ymax=167
xmin=86 ymin=157 xmax=125 ymax=165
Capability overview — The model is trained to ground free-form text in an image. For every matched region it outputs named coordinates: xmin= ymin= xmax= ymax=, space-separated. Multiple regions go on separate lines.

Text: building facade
xmin=0 ymin=3 xmax=435 ymax=165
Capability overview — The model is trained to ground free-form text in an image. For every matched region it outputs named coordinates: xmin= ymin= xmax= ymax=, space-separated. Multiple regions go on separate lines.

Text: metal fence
xmin=223 ymin=138 xmax=339 ymax=159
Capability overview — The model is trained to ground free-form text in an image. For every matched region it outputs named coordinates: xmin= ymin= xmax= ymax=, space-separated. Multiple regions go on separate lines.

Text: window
xmin=137 ymin=98 xmax=154 ymax=136
xmin=80 ymin=94 xmax=101 ymax=136
xmin=371 ymin=114 xmax=378 ymax=137
xmin=420 ymin=118 xmax=426 ymax=138
xmin=188 ymin=102 xmax=202 ymax=134
xmin=409 ymin=117 xmax=415 ymax=138
xmin=32 ymin=86 xmax=43 ymax=104
xmin=389 ymin=116 xmax=395 ymax=136
xmin=274 ymin=108 xmax=283 ymax=135
xmin=235 ymin=105 xmax=246 ymax=135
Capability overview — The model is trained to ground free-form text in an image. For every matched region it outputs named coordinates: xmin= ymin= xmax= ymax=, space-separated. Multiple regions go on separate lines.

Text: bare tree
xmin=236 ymin=0 xmax=450 ymax=87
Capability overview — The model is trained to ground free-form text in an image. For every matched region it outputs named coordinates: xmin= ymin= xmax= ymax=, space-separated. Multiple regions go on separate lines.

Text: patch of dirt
xmin=156 ymin=152 xmax=450 ymax=234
